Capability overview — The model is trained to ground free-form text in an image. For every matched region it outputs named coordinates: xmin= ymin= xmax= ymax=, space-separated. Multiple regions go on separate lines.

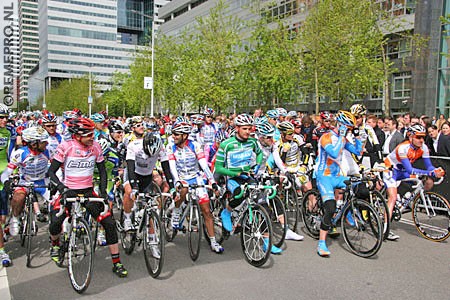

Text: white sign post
xmin=144 ymin=77 xmax=153 ymax=90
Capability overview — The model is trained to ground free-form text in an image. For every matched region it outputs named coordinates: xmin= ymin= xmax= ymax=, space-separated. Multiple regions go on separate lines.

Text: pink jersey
xmin=53 ymin=139 xmax=104 ymax=189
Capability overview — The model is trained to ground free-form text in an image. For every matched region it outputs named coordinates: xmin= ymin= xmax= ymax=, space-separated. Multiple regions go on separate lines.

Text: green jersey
xmin=0 ymin=127 xmax=11 ymax=171
xmin=214 ymin=136 xmax=263 ymax=177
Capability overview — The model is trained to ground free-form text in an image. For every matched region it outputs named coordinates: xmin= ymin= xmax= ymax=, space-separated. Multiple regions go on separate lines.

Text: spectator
xmin=400 ymin=113 xmax=412 ymax=137
xmin=377 ymin=117 xmax=385 ymax=133
xmin=426 ymin=125 xmax=450 ymax=156
xmin=300 ymin=115 xmax=314 ymax=146
xmin=440 ymin=122 xmax=450 ymax=136
xmin=436 ymin=114 xmax=446 ymax=131
xmin=383 ymin=117 xmax=404 ymax=156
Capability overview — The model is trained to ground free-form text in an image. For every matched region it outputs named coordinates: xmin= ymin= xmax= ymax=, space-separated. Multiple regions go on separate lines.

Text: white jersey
xmin=126 ymin=138 xmax=168 ymax=176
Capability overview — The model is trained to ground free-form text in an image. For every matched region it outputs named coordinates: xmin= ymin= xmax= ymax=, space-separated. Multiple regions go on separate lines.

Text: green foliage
xmin=43 ymin=75 xmax=104 ymax=114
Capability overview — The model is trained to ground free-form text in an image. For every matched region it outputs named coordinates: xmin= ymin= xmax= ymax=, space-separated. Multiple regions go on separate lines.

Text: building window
xmin=386 ymin=33 xmax=412 ymax=59
xmin=392 ymin=71 xmax=411 ymax=102
xmin=376 ymin=0 xmax=416 ymax=16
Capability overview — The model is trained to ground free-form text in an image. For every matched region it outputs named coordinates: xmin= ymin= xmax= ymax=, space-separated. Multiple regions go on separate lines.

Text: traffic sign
xmin=144 ymin=77 xmax=153 ymax=90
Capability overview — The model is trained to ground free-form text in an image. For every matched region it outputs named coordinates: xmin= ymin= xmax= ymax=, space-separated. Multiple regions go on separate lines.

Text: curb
xmin=0 ymin=267 xmax=11 ymax=300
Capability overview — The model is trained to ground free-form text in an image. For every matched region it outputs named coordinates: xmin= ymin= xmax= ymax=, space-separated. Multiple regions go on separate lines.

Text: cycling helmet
xmin=287 ymin=111 xmax=297 ymax=118
xmin=163 ymin=115 xmax=171 ymax=124
xmin=215 ymin=130 xmax=228 ymax=143
xmin=234 ymin=114 xmax=254 ymax=126
xmin=108 ymin=120 xmax=125 ymax=133
xmin=350 ymin=104 xmax=367 ymax=116
xmin=0 ymin=104 xmax=9 ymax=117
xmin=91 ymin=113 xmax=106 ymax=123
xmin=22 ymin=126 xmax=49 ymax=143
xmin=291 ymin=119 xmax=301 ymax=127
xmin=97 ymin=137 xmax=110 ymax=156
xmin=9 ymin=111 xmax=16 ymax=119
xmin=63 ymin=110 xmax=77 ymax=120
xmin=175 ymin=116 xmax=190 ymax=124
xmin=143 ymin=132 xmax=162 ymax=156
xmin=335 ymin=110 xmax=356 ymax=127
xmin=320 ymin=111 xmax=333 ymax=120
xmin=266 ymin=109 xmax=279 ymax=119
xmin=72 ymin=108 xmax=82 ymax=117
xmin=256 ymin=122 xmax=275 ymax=137
xmin=145 ymin=122 xmax=159 ymax=131
xmin=99 ymin=110 xmax=108 ymax=118
xmin=276 ymin=108 xmax=288 ymax=117
xmin=407 ymin=124 xmax=426 ymax=137
xmin=255 ymin=116 xmax=268 ymax=125
xmin=277 ymin=121 xmax=295 ymax=134
xmin=172 ymin=121 xmax=192 ymax=134
xmin=42 ymin=111 xmax=57 ymax=123
xmin=190 ymin=114 xmax=205 ymax=125
xmin=68 ymin=117 xmax=95 ymax=135
xmin=129 ymin=116 xmax=143 ymax=128
xmin=204 ymin=107 xmax=215 ymax=116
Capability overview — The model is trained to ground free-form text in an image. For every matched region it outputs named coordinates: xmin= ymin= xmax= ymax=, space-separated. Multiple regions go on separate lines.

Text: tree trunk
xmin=315 ymin=69 xmax=319 ymax=115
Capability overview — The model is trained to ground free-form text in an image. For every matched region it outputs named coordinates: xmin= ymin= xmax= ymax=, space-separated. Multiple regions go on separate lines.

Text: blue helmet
xmin=266 ymin=110 xmax=279 ymax=119
xmin=91 ymin=113 xmax=105 ymax=123
xmin=255 ymin=122 xmax=275 ymax=137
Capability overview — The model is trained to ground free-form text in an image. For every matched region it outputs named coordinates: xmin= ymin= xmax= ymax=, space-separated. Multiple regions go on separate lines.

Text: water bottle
xmin=63 ymin=217 xmax=70 ymax=233
xmin=336 ymin=199 xmax=344 ymax=210
xmin=401 ymin=192 xmax=414 ymax=208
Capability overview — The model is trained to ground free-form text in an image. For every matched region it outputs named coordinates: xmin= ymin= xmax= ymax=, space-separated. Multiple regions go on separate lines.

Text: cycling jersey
xmin=256 ymin=141 xmax=273 ymax=177
xmin=312 ymin=125 xmax=333 ymax=142
xmin=46 ymin=133 xmax=63 ymax=159
xmin=126 ymin=138 xmax=168 ymax=176
xmin=53 ymin=139 xmax=104 ymax=189
xmin=273 ymin=136 xmax=304 ymax=174
xmin=167 ymin=139 xmax=214 ymax=182
xmin=2 ymin=146 xmax=50 ymax=182
xmin=57 ymin=122 xmax=72 ymax=141
xmin=214 ymin=136 xmax=263 ymax=177
xmin=0 ymin=127 xmax=12 ymax=171
xmin=199 ymin=123 xmax=216 ymax=146
xmin=94 ymin=128 xmax=108 ymax=140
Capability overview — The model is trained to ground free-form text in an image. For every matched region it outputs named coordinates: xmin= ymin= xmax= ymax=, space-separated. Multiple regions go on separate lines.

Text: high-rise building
xmin=29 ymin=0 xmax=168 ymax=105
xmin=18 ymin=0 xmax=39 ymax=105
xmin=159 ymin=0 xmax=449 ymax=117
xmin=10 ymin=17 xmax=20 ymax=107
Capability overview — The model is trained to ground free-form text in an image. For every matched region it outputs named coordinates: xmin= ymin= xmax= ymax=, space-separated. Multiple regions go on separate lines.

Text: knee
xmin=101 ymin=217 xmax=118 ymax=245
xmin=320 ymin=200 xmax=336 ymax=231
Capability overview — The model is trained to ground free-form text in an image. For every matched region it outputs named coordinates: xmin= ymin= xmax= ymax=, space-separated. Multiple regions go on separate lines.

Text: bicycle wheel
xmin=284 ymin=186 xmax=299 ymax=232
xmin=25 ymin=207 xmax=34 ymax=268
xmin=143 ymin=209 xmax=165 ymax=278
xmin=118 ymin=208 xmax=136 ymax=255
xmin=162 ymin=197 xmax=177 ymax=242
xmin=411 ymin=191 xmax=450 ymax=242
xmin=240 ymin=204 xmax=272 ymax=267
xmin=67 ymin=218 xmax=93 ymax=294
xmin=341 ymin=199 xmax=383 ymax=258
xmin=301 ymin=189 xmax=321 ymax=239
xmin=203 ymin=197 xmax=225 ymax=244
xmin=20 ymin=213 xmax=26 ymax=247
xmin=267 ymin=196 xmax=287 ymax=248
xmin=188 ymin=201 xmax=203 ymax=261
xmin=369 ymin=190 xmax=390 ymax=241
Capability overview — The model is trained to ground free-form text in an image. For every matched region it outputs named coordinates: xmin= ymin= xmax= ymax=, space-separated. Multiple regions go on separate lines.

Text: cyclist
xmin=122 ymin=131 xmax=173 ymax=234
xmin=166 ymin=121 xmax=224 ymax=254
xmin=214 ymin=114 xmax=282 ymax=254
xmin=40 ymin=111 xmax=62 ymax=159
xmin=266 ymin=110 xmax=281 ymax=141
xmin=91 ymin=112 xmax=108 ymax=140
xmin=47 ymin=117 xmax=128 ymax=277
xmin=58 ymin=110 xmax=78 ymax=141
xmin=1 ymin=126 xmax=51 ymax=233
xmin=383 ymin=124 xmax=445 ymax=240
xmin=0 ymin=104 xmax=13 ymax=266
xmin=315 ymin=111 xmax=363 ymax=257
xmin=312 ymin=111 xmax=334 ymax=150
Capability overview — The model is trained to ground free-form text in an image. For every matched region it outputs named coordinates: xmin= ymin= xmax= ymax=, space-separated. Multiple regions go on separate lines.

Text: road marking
xmin=399 ymin=218 xmax=448 ymax=233
xmin=0 ymin=267 xmax=11 ymax=300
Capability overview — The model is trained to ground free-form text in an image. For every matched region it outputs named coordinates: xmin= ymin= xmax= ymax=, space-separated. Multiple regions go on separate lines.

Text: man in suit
xmin=426 ymin=125 xmax=450 ymax=157
xmin=383 ymin=117 xmax=404 ymax=156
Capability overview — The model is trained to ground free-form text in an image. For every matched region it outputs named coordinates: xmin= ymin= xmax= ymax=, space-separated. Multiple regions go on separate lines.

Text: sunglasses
xmin=80 ymin=132 xmax=94 ymax=138
xmin=134 ymin=124 xmax=143 ymax=128
xmin=295 ymin=126 xmax=301 ymax=129
xmin=44 ymin=124 xmax=56 ymax=128
xmin=113 ymin=131 xmax=124 ymax=134
xmin=0 ymin=116 xmax=7 ymax=120
xmin=413 ymin=135 xmax=425 ymax=140
xmin=172 ymin=133 xmax=182 ymax=137
xmin=323 ymin=120 xmax=331 ymax=123
xmin=205 ymin=115 xmax=212 ymax=118
xmin=284 ymin=130 xmax=294 ymax=135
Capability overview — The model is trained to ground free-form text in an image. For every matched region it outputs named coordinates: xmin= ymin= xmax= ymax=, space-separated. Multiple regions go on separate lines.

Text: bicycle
xmin=55 ymin=193 xmax=108 ymax=293
xmin=9 ymin=175 xmax=49 ymax=267
xmin=116 ymin=189 xmax=166 ymax=278
xmin=301 ymin=175 xmax=383 ymax=258
xmin=390 ymin=175 xmax=450 ymax=242
xmin=216 ymin=177 xmax=276 ymax=267
xmin=162 ymin=182 xmax=205 ymax=261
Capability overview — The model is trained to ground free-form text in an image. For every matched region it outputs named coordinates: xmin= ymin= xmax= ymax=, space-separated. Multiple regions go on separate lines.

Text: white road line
xmin=0 ymin=267 xmax=11 ymax=300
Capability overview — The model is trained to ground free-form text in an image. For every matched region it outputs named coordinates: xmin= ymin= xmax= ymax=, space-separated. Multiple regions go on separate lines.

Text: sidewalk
xmin=0 ymin=267 xmax=11 ymax=300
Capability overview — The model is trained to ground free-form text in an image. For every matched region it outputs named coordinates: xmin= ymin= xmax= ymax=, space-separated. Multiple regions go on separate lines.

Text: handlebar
xmin=56 ymin=196 xmax=108 ymax=218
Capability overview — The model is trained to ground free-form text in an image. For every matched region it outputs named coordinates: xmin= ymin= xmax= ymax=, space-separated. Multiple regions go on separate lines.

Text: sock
xmin=111 ymin=253 xmax=121 ymax=265
xmin=209 ymin=236 xmax=216 ymax=244
xmin=149 ymin=234 xmax=156 ymax=242
xmin=0 ymin=247 xmax=4 ymax=253
xmin=124 ymin=212 xmax=131 ymax=219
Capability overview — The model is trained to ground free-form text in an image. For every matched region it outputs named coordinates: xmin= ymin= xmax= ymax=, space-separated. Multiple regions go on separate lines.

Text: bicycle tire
xmin=411 ymin=191 xmax=450 ymax=242
xmin=143 ymin=209 xmax=165 ymax=278
xmin=368 ymin=190 xmax=390 ymax=241
xmin=67 ymin=218 xmax=94 ymax=294
xmin=341 ymin=199 xmax=383 ymax=258
xmin=25 ymin=206 xmax=34 ymax=268
xmin=267 ymin=196 xmax=287 ymax=248
xmin=188 ymin=201 xmax=202 ymax=261
xmin=162 ymin=197 xmax=177 ymax=242
xmin=284 ymin=186 xmax=299 ymax=232
xmin=301 ymin=189 xmax=321 ymax=239
xmin=119 ymin=208 xmax=136 ymax=255
xmin=20 ymin=213 xmax=26 ymax=247
xmin=240 ymin=203 xmax=272 ymax=267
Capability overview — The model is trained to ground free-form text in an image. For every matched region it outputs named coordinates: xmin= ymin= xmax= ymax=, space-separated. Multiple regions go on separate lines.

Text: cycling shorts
xmin=0 ymin=189 xmax=7 ymax=216
xmin=185 ymin=177 xmax=209 ymax=205
xmin=316 ymin=175 xmax=348 ymax=202
xmin=383 ymin=169 xmax=410 ymax=189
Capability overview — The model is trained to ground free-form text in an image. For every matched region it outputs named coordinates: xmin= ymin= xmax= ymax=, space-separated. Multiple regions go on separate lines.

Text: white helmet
xmin=234 ymin=114 xmax=254 ymax=126
xmin=22 ymin=126 xmax=49 ymax=143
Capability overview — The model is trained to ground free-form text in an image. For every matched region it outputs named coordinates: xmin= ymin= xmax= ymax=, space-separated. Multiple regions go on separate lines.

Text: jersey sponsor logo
xmin=67 ymin=160 xmax=95 ymax=168
xmin=0 ymin=137 xmax=8 ymax=147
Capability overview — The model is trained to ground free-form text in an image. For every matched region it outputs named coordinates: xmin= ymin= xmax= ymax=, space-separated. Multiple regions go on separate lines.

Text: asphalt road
xmin=3 ymin=217 xmax=449 ymax=300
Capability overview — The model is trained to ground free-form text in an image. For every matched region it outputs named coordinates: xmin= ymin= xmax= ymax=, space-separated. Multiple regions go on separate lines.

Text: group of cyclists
xmin=0 ymin=102 xmax=446 ymax=280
